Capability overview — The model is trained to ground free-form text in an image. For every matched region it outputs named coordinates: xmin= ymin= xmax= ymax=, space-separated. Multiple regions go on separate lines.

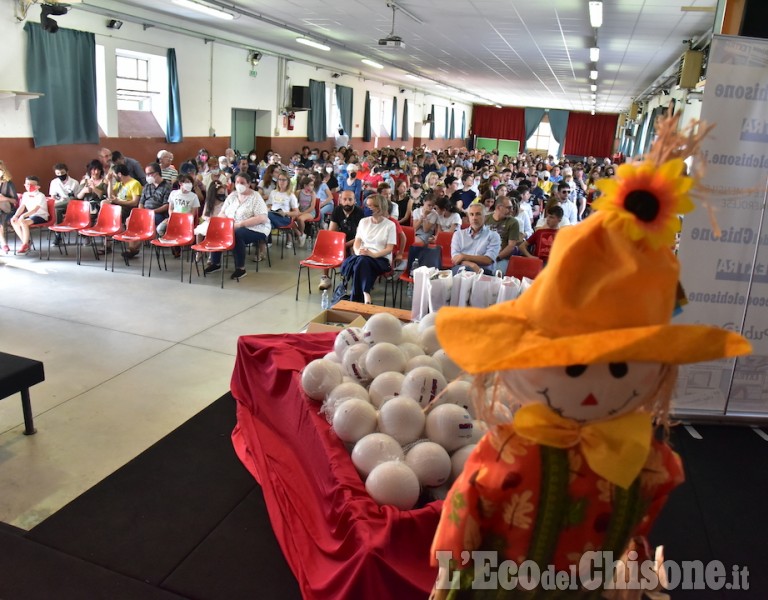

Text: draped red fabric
xmin=563 ymin=112 xmax=619 ymax=158
xmin=471 ymin=105 xmax=526 ymax=141
xmin=231 ymin=333 xmax=442 ymax=600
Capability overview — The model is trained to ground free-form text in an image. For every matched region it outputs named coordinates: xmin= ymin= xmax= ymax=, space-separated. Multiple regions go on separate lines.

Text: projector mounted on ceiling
xmin=378 ymin=3 xmax=405 ymax=49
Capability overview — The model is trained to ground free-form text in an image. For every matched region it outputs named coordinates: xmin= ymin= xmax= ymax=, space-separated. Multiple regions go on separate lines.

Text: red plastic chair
xmin=149 ymin=212 xmax=195 ymax=281
xmin=78 ymin=203 xmax=123 ymax=268
xmin=505 ymin=255 xmax=544 ymax=280
xmin=277 ymin=217 xmax=296 ymax=259
xmin=434 ymin=230 xmax=454 ymax=269
xmin=388 ymin=225 xmax=414 ymax=306
xmin=17 ymin=198 xmax=56 ymax=259
xmin=112 ymin=208 xmax=156 ymax=275
xmin=190 ymin=216 xmax=235 ymax=288
xmin=295 ymin=230 xmax=346 ymax=301
xmin=47 ymin=200 xmax=91 ymax=260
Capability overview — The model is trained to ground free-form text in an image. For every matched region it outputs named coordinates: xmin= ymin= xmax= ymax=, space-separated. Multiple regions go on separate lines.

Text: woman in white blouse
xmin=340 ymin=194 xmax=396 ymax=304
xmin=203 ymin=172 xmax=270 ymax=280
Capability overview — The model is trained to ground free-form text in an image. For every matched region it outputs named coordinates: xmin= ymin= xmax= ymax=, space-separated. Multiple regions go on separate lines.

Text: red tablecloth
xmin=231 ymin=333 xmax=442 ymax=600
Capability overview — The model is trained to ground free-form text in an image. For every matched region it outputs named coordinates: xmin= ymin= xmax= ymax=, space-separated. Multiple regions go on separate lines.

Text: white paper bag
xmin=451 ymin=268 xmax=478 ymax=307
xmin=496 ymin=276 xmax=522 ymax=304
xmin=411 ymin=265 xmax=438 ymax=321
xmin=428 ymin=270 xmax=454 ymax=313
xmin=469 ymin=272 xmax=503 ymax=308
xmin=520 ymin=276 xmax=534 ymax=293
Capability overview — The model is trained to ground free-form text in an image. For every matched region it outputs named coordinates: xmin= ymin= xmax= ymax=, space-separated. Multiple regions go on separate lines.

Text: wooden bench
xmin=0 ymin=351 xmax=44 ymax=435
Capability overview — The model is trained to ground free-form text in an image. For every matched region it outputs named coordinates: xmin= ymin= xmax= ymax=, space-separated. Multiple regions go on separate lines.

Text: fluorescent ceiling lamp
xmin=434 ymin=84 xmax=448 ymax=89
xmin=589 ymin=1 xmax=603 ymax=28
xmin=172 ymin=0 xmax=234 ymax=20
xmin=296 ymin=37 xmax=330 ymax=51
xmin=590 ymin=84 xmax=597 ymax=92
xmin=591 ymin=93 xmax=596 ymax=99
xmin=405 ymin=74 xmax=421 ymax=80
xmin=362 ymin=58 xmax=384 ymax=69
xmin=590 ymin=70 xmax=598 ymax=80
xmin=590 ymin=47 xmax=600 ymax=62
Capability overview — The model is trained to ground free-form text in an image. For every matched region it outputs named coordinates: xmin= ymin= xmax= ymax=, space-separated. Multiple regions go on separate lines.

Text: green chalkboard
xmin=476 ymin=137 xmax=497 ymax=152
xmin=497 ymin=139 xmax=520 ymax=158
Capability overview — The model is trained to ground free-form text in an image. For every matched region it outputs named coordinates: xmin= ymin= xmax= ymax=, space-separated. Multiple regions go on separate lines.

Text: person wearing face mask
xmin=338 ymin=164 xmax=363 ymax=206
xmin=204 ymin=172 xmax=270 ymax=280
xmin=154 ymin=173 xmax=201 ymax=238
xmin=0 ymin=160 xmax=19 ymax=254
xmin=121 ymin=163 xmax=171 ymax=259
xmin=10 ymin=176 xmax=49 ymax=255
xmin=48 ymin=162 xmax=80 ymax=246
xmin=196 ymin=149 xmax=211 ymax=175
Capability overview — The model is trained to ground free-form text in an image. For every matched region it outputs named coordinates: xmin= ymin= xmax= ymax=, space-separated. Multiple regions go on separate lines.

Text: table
xmin=0 ymin=351 xmax=44 ymax=435
xmin=231 ymin=333 xmax=441 ymax=600
xmin=333 ymin=300 xmax=412 ymax=323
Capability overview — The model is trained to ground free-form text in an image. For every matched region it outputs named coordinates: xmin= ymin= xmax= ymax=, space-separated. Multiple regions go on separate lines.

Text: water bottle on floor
xmin=321 ymin=289 xmax=331 ymax=309
xmin=406 ymin=258 xmax=419 ymax=297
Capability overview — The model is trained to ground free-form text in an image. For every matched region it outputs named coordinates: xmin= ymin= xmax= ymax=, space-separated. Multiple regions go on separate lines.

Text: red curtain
xmin=472 ymin=105 xmax=525 ymax=141
xmin=563 ymin=112 xmax=618 ymax=158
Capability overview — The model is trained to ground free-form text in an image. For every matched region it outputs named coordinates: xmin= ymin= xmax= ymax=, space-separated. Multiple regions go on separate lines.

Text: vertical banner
xmin=674 ymin=35 xmax=768 ymax=417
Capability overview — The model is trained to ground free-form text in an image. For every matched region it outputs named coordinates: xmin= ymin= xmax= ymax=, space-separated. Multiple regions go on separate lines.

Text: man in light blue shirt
xmin=450 ymin=203 xmax=501 ymax=275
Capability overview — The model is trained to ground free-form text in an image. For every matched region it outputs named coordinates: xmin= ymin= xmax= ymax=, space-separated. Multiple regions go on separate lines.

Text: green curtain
xmin=24 ymin=22 xmax=98 ymax=147
xmin=429 ymin=104 xmax=435 ymax=140
xmin=363 ymin=91 xmax=372 ymax=142
xmin=307 ymin=79 xmax=326 ymax=142
xmin=523 ymin=107 xmax=546 ymax=150
xmin=449 ymin=108 xmax=455 ymax=139
xmin=461 ymin=111 xmax=466 ymax=139
xmin=401 ymin=99 xmax=409 ymax=141
xmin=166 ymin=48 xmax=183 ymax=143
xmin=335 ymin=84 xmax=353 ymax=136
xmin=548 ymin=109 xmax=569 ymax=155
xmin=391 ymin=96 xmax=398 ymax=141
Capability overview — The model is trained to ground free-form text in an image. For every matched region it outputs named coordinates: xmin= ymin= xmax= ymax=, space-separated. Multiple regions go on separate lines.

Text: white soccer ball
xmin=342 ymin=344 xmax=371 ymax=384
xmin=406 ymin=354 xmax=442 ymax=373
xmin=405 ymin=441 xmax=452 ymax=487
xmin=332 ymin=398 xmax=378 ymax=444
xmin=401 ymin=366 xmax=448 ymax=408
xmin=418 ymin=312 xmax=437 ymax=332
xmin=398 ymin=342 xmax=425 ymax=361
xmin=368 ymin=371 xmax=406 ymax=409
xmin=365 ymin=342 xmax=406 ymax=378
xmin=362 ymin=313 xmax=403 ymax=346
xmin=334 ymin=327 xmax=365 ymax=358
xmin=351 ymin=433 xmax=404 ymax=479
xmin=425 ymin=404 xmax=474 ymax=452
xmin=377 ymin=396 xmax=425 ymax=445
xmin=401 ymin=322 xmax=422 ymax=344
xmin=325 ymin=382 xmax=370 ymax=414
xmin=434 ymin=380 xmax=475 ymax=417
xmin=301 ymin=359 xmax=343 ymax=402
xmin=450 ymin=444 xmax=477 ymax=481
xmin=433 ymin=349 xmax=461 ymax=381
xmin=365 ymin=461 xmax=420 ymax=509
xmin=419 ymin=325 xmax=442 ymax=355
xmin=324 ymin=351 xmax=342 ymax=364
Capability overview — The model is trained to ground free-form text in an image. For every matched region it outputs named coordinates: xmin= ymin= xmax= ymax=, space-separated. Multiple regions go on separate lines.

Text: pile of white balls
xmin=300 ymin=312 xmax=489 ymax=510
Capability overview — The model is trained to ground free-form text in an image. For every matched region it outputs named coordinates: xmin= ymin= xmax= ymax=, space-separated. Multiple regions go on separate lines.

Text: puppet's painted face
xmin=500 ymin=362 xmax=664 ymax=423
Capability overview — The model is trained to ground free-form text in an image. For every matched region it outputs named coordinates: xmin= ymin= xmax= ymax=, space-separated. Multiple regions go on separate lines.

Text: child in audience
xmin=411 ymin=195 xmax=437 ymax=245
xmin=10 ymin=176 xmax=49 ymax=255
xmin=519 ymin=205 xmax=563 ymax=265
xmin=158 ymin=173 xmax=200 ymax=236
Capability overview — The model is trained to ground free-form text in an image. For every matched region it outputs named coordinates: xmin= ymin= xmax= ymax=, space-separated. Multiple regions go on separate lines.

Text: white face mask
xmin=181 ymin=182 xmax=193 ymax=193
xmin=235 ymin=183 xmax=248 ymax=194
xmin=146 ymin=174 xmax=156 ymax=186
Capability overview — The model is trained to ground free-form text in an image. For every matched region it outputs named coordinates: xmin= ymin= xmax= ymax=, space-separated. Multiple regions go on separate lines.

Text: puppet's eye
xmin=565 ymin=364 xmax=588 ymax=377
xmin=609 ymin=363 xmax=629 ymax=378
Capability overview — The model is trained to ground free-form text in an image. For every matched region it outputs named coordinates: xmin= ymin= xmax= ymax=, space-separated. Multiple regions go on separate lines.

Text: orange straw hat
xmin=436 ymin=128 xmax=751 ymax=373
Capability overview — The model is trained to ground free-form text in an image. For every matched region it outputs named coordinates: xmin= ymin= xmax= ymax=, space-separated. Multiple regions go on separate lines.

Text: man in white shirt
xmin=450 ymin=203 xmax=501 ymax=275
xmin=48 ymin=162 xmax=79 ymax=245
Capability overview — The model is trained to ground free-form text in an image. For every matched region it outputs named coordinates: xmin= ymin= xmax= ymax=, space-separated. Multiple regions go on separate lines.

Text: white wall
xmin=0 ymin=0 xmax=471 ymax=143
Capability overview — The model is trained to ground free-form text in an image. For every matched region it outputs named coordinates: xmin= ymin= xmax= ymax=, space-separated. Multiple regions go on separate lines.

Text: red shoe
xmin=1 ymin=245 xmax=9 ymax=255
xmin=17 ymin=244 xmax=30 ymax=255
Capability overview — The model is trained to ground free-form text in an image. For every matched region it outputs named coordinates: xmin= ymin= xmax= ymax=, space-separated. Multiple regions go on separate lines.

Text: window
xmin=367 ymin=94 xmax=392 ymax=146
xmin=527 ymin=117 xmax=561 ymax=157
xmin=116 ymin=53 xmax=152 ymax=111
xmin=326 ymin=86 xmax=343 ymax=138
xmin=433 ymin=105 xmax=445 ymax=139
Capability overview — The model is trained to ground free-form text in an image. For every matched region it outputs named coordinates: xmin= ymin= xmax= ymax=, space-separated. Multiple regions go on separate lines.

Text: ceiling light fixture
xmin=362 ymin=58 xmax=384 ymax=69
xmin=405 ymin=74 xmax=421 ymax=80
xmin=590 ymin=84 xmax=597 ymax=92
xmin=296 ymin=37 xmax=331 ymax=51
xmin=172 ymin=0 xmax=235 ymax=20
xmin=591 ymin=93 xmax=597 ymax=99
xmin=589 ymin=1 xmax=603 ymax=28
xmin=590 ymin=46 xmax=600 ymax=62
xmin=590 ymin=70 xmax=598 ymax=80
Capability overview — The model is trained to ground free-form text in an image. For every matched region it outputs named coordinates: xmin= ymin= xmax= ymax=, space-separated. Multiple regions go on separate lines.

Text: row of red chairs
xmin=34 ymin=199 xmax=239 ymax=288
